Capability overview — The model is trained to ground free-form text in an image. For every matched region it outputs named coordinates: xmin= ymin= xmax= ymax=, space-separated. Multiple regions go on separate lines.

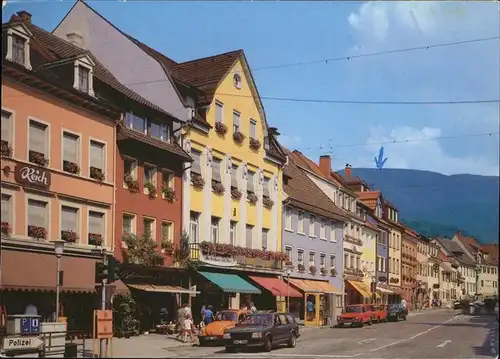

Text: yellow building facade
xmin=361 ymin=225 xmax=377 ymax=286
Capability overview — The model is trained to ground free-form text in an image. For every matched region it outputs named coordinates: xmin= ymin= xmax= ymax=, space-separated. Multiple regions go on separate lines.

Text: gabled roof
xmin=356 ymin=191 xmax=381 ymax=211
xmin=283 ymin=149 xmax=347 ymax=222
xmin=436 ymin=237 xmax=475 ymax=266
xmin=481 ymin=244 xmax=499 ymax=260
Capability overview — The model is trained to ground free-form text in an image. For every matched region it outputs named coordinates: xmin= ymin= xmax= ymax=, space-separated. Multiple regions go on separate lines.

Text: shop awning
xmin=249 ymin=276 xmax=302 ymax=297
xmin=347 ymin=280 xmax=372 ymax=298
xmin=128 ymin=284 xmax=199 ymax=295
xmin=287 ymin=278 xmax=342 ymax=294
xmin=376 ymin=285 xmax=393 ymax=294
xmin=198 ymin=272 xmax=261 ymax=294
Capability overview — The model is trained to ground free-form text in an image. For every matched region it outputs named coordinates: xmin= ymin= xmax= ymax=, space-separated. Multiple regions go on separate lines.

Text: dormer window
xmin=72 ymin=56 xmax=95 ymax=96
xmin=78 ymin=66 xmax=90 ymax=93
xmin=12 ymin=35 xmax=26 ymax=65
xmin=5 ymin=25 xmax=32 ymax=70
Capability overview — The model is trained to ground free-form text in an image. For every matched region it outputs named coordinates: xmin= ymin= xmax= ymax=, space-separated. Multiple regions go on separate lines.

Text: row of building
xmin=1 ymin=4 xmax=498 ymax=331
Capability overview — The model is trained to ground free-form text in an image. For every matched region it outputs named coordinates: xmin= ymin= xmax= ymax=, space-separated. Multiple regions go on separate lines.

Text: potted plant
xmin=249 ymin=138 xmax=261 ymax=150
xmin=233 ymin=131 xmax=245 ymax=144
xmin=231 ymin=187 xmax=242 ymax=200
xmin=124 ymin=175 xmax=139 ymax=193
xmin=144 ymin=181 xmax=156 ymax=199
xmin=61 ymin=230 xmax=78 ymax=243
xmin=1 ymin=222 xmax=11 ymax=236
xmin=214 ymin=122 xmax=228 ymax=135
xmin=330 ymin=268 xmax=337 ymax=277
xmin=63 ymin=160 xmax=80 ymax=175
xmin=212 ymin=181 xmax=225 ymax=195
xmin=320 ymin=267 xmax=327 ymax=276
xmin=263 ymin=197 xmax=274 ymax=209
xmin=89 ymin=233 xmax=103 ymax=246
xmin=309 ymin=265 xmax=317 ymax=275
xmin=90 ymin=166 xmax=105 ymax=181
xmin=162 ymin=187 xmax=175 ymax=203
xmin=161 ymin=238 xmax=174 ymax=253
xmin=29 ymin=150 xmax=49 ymax=167
xmin=191 ymin=174 xmax=205 ymax=189
xmin=247 ymin=192 xmax=258 ymax=205
xmin=28 ymin=225 xmax=46 ymax=240
xmin=297 ymin=263 xmax=305 ymax=272
xmin=1 ymin=141 xmax=12 ymax=158
xmin=284 ymin=260 xmax=293 ymax=267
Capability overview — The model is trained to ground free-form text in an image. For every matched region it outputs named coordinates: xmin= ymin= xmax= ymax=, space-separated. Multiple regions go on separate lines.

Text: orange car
xmin=198 ymin=309 xmax=248 ymax=346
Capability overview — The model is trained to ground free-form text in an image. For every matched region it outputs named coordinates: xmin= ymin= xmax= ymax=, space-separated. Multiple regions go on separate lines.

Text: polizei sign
xmin=2 ymin=335 xmax=43 ymax=351
xmin=14 ymin=163 xmax=51 ymax=189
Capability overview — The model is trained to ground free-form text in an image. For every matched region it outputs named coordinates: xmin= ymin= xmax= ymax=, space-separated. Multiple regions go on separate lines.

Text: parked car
xmin=337 ymin=304 xmax=373 ymax=327
xmin=223 ymin=312 xmax=300 ymax=352
xmin=371 ymin=304 xmax=388 ymax=323
xmin=198 ymin=309 xmax=248 ymax=346
xmin=453 ymin=300 xmax=461 ymax=309
xmin=387 ymin=304 xmax=408 ymax=321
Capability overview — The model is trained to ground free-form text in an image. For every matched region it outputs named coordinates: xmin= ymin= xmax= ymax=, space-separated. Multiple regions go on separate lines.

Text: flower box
xmin=199 ymin=241 xmax=288 ymax=262
xmin=1 ymin=222 xmax=11 ymax=236
xmin=63 ymin=160 xmax=80 ymax=175
xmin=88 ymin=233 xmax=103 ymax=246
xmin=233 ymin=131 xmax=245 ymax=144
xmin=231 ymin=187 xmax=242 ymax=200
xmin=247 ymin=192 xmax=258 ymax=205
xmin=297 ymin=263 xmax=305 ymax=272
xmin=320 ymin=267 xmax=327 ymax=276
xmin=144 ymin=182 xmax=157 ymax=199
xmin=214 ymin=122 xmax=228 ymax=135
xmin=263 ymin=196 xmax=274 ymax=209
xmin=309 ymin=265 xmax=317 ymax=275
xmin=249 ymin=138 xmax=261 ymax=150
xmin=212 ymin=181 xmax=225 ymax=195
xmin=191 ymin=174 xmax=205 ymax=189
xmin=162 ymin=187 xmax=175 ymax=203
xmin=124 ymin=175 xmax=139 ymax=193
xmin=330 ymin=268 xmax=337 ymax=277
xmin=29 ymin=150 xmax=49 ymax=167
xmin=28 ymin=225 xmax=46 ymax=239
xmin=161 ymin=239 xmax=174 ymax=253
xmin=1 ymin=140 xmax=12 ymax=158
xmin=90 ymin=166 xmax=105 ymax=181
xmin=61 ymin=230 xmax=78 ymax=243
xmin=284 ymin=260 xmax=293 ymax=267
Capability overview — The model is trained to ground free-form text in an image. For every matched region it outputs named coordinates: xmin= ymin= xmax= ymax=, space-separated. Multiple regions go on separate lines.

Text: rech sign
xmin=14 ymin=163 xmax=51 ymax=189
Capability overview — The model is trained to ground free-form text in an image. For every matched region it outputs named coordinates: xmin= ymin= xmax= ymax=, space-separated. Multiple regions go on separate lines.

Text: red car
xmin=370 ymin=304 xmax=388 ymax=323
xmin=337 ymin=304 xmax=374 ymax=327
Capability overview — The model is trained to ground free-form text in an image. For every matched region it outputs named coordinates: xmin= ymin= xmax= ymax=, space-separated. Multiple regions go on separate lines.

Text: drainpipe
xmin=111 ymin=115 xmax=121 ymax=259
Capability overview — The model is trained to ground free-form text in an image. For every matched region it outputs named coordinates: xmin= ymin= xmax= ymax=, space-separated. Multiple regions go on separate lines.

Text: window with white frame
xmin=297 ymin=211 xmax=304 ymax=233
xmin=320 ymin=219 xmax=326 ymax=239
xmin=28 ymin=120 xmax=48 ymax=164
xmin=89 ymin=210 xmax=104 ymax=243
xmin=78 ymin=66 xmax=90 ymax=93
xmin=1 ymin=110 xmax=13 ymax=154
xmin=148 ymin=121 xmax=169 ymax=142
xmin=90 ymin=140 xmax=105 ymax=180
xmin=190 ymin=150 xmax=202 ymax=176
xmin=284 ymin=207 xmax=292 ymax=231
xmin=162 ymin=170 xmax=174 ymax=191
xmin=190 ymin=212 xmax=199 ymax=243
xmin=245 ymin=225 xmax=253 ymax=249
xmin=27 ymin=198 xmax=48 ymax=237
xmin=62 ymin=132 xmax=80 ymax=174
xmin=285 ymin=246 xmax=292 ymax=262
xmin=61 ymin=205 xmax=79 ymax=238
xmin=122 ymin=213 xmax=136 ymax=234
xmin=247 ymin=170 xmax=255 ymax=194
xmin=330 ymin=255 xmax=336 ymax=268
xmin=297 ymin=249 xmax=304 ymax=264
xmin=263 ymin=177 xmax=270 ymax=198
xmin=230 ymin=165 xmax=238 ymax=189
xmin=143 ymin=217 xmax=155 ymax=239
xmin=211 ymin=217 xmax=220 ymax=243
xmin=12 ymin=34 xmax=27 ymax=66
xmin=143 ymin=164 xmax=157 ymax=193
xmin=249 ymin=119 xmax=257 ymax=139
xmin=161 ymin=221 xmax=172 ymax=242
xmin=123 ymin=157 xmax=137 ymax=181
xmin=1 ymin=193 xmax=12 ymax=230
xmin=229 ymin=221 xmax=237 ymax=245
xmin=356 ymin=256 xmax=360 ymax=270
xmin=320 ymin=253 xmax=326 ymax=268
xmin=262 ymin=229 xmax=269 ymax=251
xmin=309 ymin=215 xmax=316 ymax=236
xmin=344 ymin=253 xmax=349 ymax=268
xmin=215 ymin=102 xmax=224 ymax=123
xmin=330 ymin=223 xmax=336 ymax=241
xmin=212 ymin=157 xmax=222 ymax=184
xmin=309 ymin=251 xmax=315 ymax=265
xmin=124 ymin=113 xmax=146 ymax=133
xmin=233 ymin=111 xmax=240 ymax=133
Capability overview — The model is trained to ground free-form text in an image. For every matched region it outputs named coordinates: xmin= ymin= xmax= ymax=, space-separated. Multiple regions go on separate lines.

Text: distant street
xmin=105 ymin=309 xmax=499 ymax=358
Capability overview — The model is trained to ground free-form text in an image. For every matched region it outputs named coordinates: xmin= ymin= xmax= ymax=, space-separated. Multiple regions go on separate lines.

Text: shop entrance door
xmin=304 ymin=293 xmax=319 ymax=326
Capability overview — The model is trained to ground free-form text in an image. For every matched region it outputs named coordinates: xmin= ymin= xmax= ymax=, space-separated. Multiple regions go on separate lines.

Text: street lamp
xmin=286 ymin=268 xmax=292 ymax=312
xmin=53 ymin=240 xmax=65 ymax=320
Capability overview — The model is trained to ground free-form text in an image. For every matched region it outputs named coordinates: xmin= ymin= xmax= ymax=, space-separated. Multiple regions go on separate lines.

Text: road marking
xmin=369 ymin=315 xmax=458 ymax=352
xmin=358 ymin=338 xmax=376 ymax=344
xmin=436 ymin=340 xmax=451 ymax=348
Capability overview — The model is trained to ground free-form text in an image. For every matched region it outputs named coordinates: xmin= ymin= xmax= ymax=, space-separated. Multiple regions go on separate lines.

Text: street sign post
xmin=2 ymin=336 xmax=43 ymax=351
xmin=20 ymin=317 xmax=40 ymax=334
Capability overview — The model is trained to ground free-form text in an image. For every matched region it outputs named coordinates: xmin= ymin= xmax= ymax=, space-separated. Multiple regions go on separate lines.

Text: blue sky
xmin=3 ymin=1 xmax=499 ymax=176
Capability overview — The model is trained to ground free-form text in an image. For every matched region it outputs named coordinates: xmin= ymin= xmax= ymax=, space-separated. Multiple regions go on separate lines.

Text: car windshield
xmin=238 ymin=314 xmax=272 ymax=326
xmin=216 ymin=311 xmax=238 ymax=322
xmin=344 ymin=306 xmax=363 ymax=313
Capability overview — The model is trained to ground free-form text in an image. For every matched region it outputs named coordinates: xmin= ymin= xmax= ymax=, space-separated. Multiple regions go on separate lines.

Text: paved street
xmin=100 ymin=309 xmax=499 ymax=358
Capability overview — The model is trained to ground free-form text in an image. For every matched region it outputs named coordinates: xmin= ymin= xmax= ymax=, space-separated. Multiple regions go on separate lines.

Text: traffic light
xmin=95 ymin=262 xmax=108 ymax=284
xmin=94 ymin=255 xmax=121 ymax=284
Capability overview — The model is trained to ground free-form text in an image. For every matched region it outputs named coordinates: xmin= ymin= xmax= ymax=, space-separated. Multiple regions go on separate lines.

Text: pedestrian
xmin=306 ymin=298 xmax=314 ymax=321
xmin=204 ymin=305 xmax=214 ymax=325
xmin=200 ymin=302 xmax=206 ymax=324
xmin=401 ymin=297 xmax=407 ymax=310
xmin=182 ymin=314 xmax=196 ymax=343
xmin=250 ymin=302 xmax=257 ymax=313
xmin=176 ymin=305 xmax=185 ymax=340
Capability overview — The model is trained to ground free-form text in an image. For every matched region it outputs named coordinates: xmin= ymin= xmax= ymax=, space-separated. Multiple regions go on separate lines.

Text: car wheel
xmin=368 ymin=319 xmax=372 ymax=326
xmin=403 ymin=315 xmax=407 ymax=321
xmin=288 ymin=334 xmax=297 ymax=348
xmin=225 ymin=347 xmax=236 ymax=353
xmin=263 ymin=337 xmax=273 ymax=352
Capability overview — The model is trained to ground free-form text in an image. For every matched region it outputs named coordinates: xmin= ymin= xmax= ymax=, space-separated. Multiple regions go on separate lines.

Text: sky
xmin=3 ymin=1 xmax=500 ymax=176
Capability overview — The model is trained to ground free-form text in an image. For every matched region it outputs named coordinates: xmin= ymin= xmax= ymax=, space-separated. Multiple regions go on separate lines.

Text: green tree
xmin=122 ymin=232 xmax=163 ymax=266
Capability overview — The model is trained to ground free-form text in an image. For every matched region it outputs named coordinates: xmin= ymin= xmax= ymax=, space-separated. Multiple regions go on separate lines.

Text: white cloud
xmin=279 ymin=134 xmax=303 ymax=148
xmin=363 ymin=125 xmax=499 ymax=176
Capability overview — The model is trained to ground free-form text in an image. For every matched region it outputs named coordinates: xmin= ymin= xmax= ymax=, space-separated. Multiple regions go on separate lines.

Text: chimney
xmin=319 ymin=155 xmax=331 ymax=177
xmin=345 ymin=163 xmax=352 ymax=179
xmin=17 ymin=11 xmax=32 ymax=23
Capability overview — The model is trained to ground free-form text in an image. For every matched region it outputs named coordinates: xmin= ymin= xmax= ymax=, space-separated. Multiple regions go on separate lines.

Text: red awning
xmin=249 ymin=276 xmax=302 ymax=297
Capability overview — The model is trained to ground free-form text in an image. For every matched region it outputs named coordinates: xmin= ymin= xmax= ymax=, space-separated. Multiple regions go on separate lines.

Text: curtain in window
xmin=12 ymin=35 xmax=25 ymax=64
xmin=233 ymin=112 xmax=240 ymax=130
xmin=263 ymin=178 xmax=270 ymax=197
xmin=89 ymin=211 xmax=103 ymax=235
xmin=250 ymin=120 xmax=256 ymax=139
xmin=191 ymin=150 xmax=201 ymax=175
xmin=1 ymin=111 xmax=10 ymax=141
xmin=247 ymin=171 xmax=255 ymax=192
xmin=212 ymin=158 xmax=222 ymax=182
xmin=122 ymin=216 xmax=132 ymax=234
xmin=231 ymin=165 xmax=238 ymax=188
xmin=215 ymin=103 xmax=223 ymax=123
xmin=162 ymin=223 xmax=171 ymax=240
xmin=1 ymin=194 xmax=11 ymax=223
xmin=262 ymin=230 xmax=268 ymax=250
xmin=29 ymin=122 xmax=46 ymax=154
xmin=61 ymin=206 xmax=78 ymax=231
xmin=245 ymin=225 xmax=253 ymax=249
xmin=144 ymin=166 xmax=155 ymax=183
xmin=162 ymin=171 xmax=172 ymax=187
xmin=27 ymin=199 xmax=47 ymax=227
xmin=229 ymin=221 xmax=236 ymax=245
xmin=90 ymin=141 xmax=104 ymax=170
xmin=63 ymin=133 xmax=78 ymax=163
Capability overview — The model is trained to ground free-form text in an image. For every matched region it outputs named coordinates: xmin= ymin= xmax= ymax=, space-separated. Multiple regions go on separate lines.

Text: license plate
xmin=234 ymin=340 xmax=248 ymax=344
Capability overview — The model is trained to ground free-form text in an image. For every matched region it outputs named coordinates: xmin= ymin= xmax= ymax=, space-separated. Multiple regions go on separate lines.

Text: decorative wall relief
xmin=242 ymin=162 xmax=248 ymax=178
xmin=226 ymin=156 xmax=232 ymax=174
xmin=184 ymin=138 xmax=191 ymax=153
xmin=206 ymin=148 xmax=213 ymax=166
xmin=258 ymin=169 xmax=264 ymax=185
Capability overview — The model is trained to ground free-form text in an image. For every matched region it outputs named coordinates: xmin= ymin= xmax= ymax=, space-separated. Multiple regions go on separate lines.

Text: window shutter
xmin=61 ymin=206 xmax=78 ymax=231
xmin=247 ymin=171 xmax=255 ymax=192
xmin=28 ymin=199 xmax=47 ymax=227
xmin=90 ymin=141 xmax=104 ymax=169
xmin=231 ymin=165 xmax=238 ymax=188
xmin=89 ymin=211 xmax=103 ymax=235
xmin=215 ymin=102 xmax=223 ymax=123
xmin=263 ymin=177 xmax=270 ymax=197
xmin=1 ymin=194 xmax=10 ymax=223
xmin=63 ymin=133 xmax=78 ymax=163
xmin=29 ymin=122 xmax=46 ymax=154
xmin=246 ymin=225 xmax=253 ymax=248
xmin=1 ymin=111 xmax=10 ymax=141
xmin=262 ymin=230 xmax=268 ymax=249
xmin=212 ymin=158 xmax=222 ymax=182
xmin=191 ymin=150 xmax=201 ymax=175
